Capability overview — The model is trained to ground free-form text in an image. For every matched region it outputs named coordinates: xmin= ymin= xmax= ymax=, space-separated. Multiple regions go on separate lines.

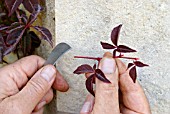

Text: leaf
xmin=95 ymin=69 xmax=111 ymax=83
xmin=0 ymin=34 xmax=7 ymax=58
xmin=129 ymin=66 xmax=137 ymax=83
xmin=86 ymin=74 xmax=95 ymax=96
xmin=0 ymin=25 xmax=9 ymax=31
xmin=4 ymin=28 xmax=26 ymax=55
xmin=29 ymin=31 xmax=41 ymax=48
xmin=21 ymin=33 xmax=32 ymax=56
xmin=128 ymin=63 xmax=134 ymax=68
xmin=117 ymin=45 xmax=137 ymax=53
xmin=93 ymin=64 xmax=97 ymax=70
xmin=23 ymin=0 xmax=39 ymax=13
xmin=111 ymin=24 xmax=122 ymax=46
xmin=73 ymin=64 xmax=94 ymax=74
xmin=27 ymin=4 xmax=42 ymax=25
xmin=6 ymin=27 xmax=25 ymax=45
xmin=134 ymin=61 xmax=149 ymax=67
xmin=33 ymin=26 xmax=53 ymax=46
xmin=0 ymin=33 xmax=6 ymax=49
xmin=7 ymin=22 xmax=25 ymax=33
xmin=100 ymin=42 xmax=116 ymax=49
xmin=0 ymin=34 xmax=6 ymax=60
xmin=21 ymin=14 xmax=28 ymax=24
xmin=0 ymin=48 xmax=2 ymax=63
xmin=5 ymin=0 xmax=23 ymax=16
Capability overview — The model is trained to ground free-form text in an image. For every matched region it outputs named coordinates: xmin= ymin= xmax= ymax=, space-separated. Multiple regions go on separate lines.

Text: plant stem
xmin=115 ymin=56 xmax=139 ymax=60
xmin=74 ymin=56 xmax=102 ymax=61
xmin=74 ymin=55 xmax=139 ymax=61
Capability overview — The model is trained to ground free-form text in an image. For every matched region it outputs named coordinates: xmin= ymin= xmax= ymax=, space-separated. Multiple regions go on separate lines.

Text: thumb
xmin=92 ymin=52 xmax=119 ymax=114
xmin=15 ymin=65 xmax=56 ymax=114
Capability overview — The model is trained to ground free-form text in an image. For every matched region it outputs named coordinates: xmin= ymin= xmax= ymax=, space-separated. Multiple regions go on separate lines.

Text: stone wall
xmin=45 ymin=0 xmax=170 ymax=113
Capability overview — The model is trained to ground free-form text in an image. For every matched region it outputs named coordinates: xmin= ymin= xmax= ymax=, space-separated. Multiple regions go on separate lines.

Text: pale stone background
xmin=45 ymin=0 xmax=170 ymax=113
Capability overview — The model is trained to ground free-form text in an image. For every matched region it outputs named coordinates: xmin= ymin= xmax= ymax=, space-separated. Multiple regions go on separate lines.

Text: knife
xmin=44 ymin=42 xmax=71 ymax=65
xmin=44 ymin=43 xmax=74 ymax=114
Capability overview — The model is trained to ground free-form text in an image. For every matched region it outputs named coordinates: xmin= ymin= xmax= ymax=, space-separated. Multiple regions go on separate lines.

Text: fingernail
xmin=100 ymin=58 xmax=116 ymax=74
xmin=37 ymin=101 xmax=46 ymax=110
xmin=81 ymin=102 xmax=91 ymax=113
xmin=41 ymin=66 xmax=56 ymax=82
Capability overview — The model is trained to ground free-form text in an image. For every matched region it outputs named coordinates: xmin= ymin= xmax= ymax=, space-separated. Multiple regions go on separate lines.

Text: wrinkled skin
xmin=0 ymin=55 xmax=69 ymax=114
xmin=0 ymin=53 xmax=151 ymax=114
xmin=80 ymin=52 xmax=151 ymax=114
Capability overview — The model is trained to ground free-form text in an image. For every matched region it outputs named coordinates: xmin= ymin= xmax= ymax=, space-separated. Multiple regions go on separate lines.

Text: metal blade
xmin=57 ymin=111 xmax=77 ymax=114
xmin=44 ymin=43 xmax=71 ymax=65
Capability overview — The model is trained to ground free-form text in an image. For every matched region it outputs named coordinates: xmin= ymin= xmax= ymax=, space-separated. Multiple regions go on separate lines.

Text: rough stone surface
xmin=40 ymin=0 xmax=56 ymax=114
xmin=55 ymin=0 xmax=170 ymax=114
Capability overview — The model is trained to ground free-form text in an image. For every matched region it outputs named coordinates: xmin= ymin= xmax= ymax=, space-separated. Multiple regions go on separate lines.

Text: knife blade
xmin=57 ymin=111 xmax=77 ymax=114
xmin=44 ymin=43 xmax=72 ymax=114
xmin=44 ymin=43 xmax=71 ymax=65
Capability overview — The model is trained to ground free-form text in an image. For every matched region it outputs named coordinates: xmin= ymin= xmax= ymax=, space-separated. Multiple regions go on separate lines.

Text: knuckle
xmin=29 ymin=78 xmax=47 ymax=96
xmin=99 ymin=82 xmax=119 ymax=94
xmin=28 ymin=55 xmax=41 ymax=59
xmin=24 ymin=55 xmax=44 ymax=63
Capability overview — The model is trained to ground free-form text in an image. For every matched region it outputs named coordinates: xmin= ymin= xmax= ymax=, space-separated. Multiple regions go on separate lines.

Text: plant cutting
xmin=0 ymin=0 xmax=52 ymax=63
xmin=74 ymin=24 xmax=148 ymax=96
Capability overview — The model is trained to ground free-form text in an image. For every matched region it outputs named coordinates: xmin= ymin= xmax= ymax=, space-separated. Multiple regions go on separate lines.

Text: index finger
xmin=116 ymin=59 xmax=151 ymax=113
xmin=0 ymin=55 xmax=45 ymax=78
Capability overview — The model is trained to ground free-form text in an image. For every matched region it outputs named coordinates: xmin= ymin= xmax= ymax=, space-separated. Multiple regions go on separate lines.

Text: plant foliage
xmin=74 ymin=25 xmax=149 ymax=96
xmin=0 ymin=0 xmax=53 ymax=63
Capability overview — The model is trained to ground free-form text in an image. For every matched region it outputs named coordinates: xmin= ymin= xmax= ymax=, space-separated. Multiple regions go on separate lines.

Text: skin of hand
xmin=0 ymin=55 xmax=69 ymax=114
xmin=80 ymin=52 xmax=151 ymax=114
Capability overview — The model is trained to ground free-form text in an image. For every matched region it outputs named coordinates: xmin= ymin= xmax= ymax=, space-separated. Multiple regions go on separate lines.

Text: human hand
xmin=0 ymin=55 xmax=69 ymax=114
xmin=80 ymin=52 xmax=151 ymax=114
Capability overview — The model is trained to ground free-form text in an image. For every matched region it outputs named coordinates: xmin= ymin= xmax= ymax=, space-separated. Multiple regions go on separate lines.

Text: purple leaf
xmin=21 ymin=14 xmax=28 ymax=24
xmin=0 ymin=34 xmax=7 ymax=52
xmin=134 ymin=61 xmax=149 ymax=67
xmin=100 ymin=42 xmax=116 ymax=49
xmin=95 ymin=69 xmax=111 ymax=83
xmin=93 ymin=64 xmax=97 ymax=70
xmin=4 ymin=28 xmax=26 ymax=55
xmin=0 ymin=34 xmax=10 ymax=56
xmin=0 ymin=48 xmax=2 ymax=63
xmin=73 ymin=64 xmax=94 ymax=74
xmin=111 ymin=24 xmax=122 ymax=46
xmin=29 ymin=31 xmax=41 ymax=48
xmin=117 ymin=45 xmax=137 ymax=53
xmin=21 ymin=33 xmax=32 ymax=56
xmin=27 ymin=4 xmax=42 ymax=25
xmin=129 ymin=66 xmax=137 ymax=83
xmin=3 ymin=46 xmax=15 ymax=56
xmin=5 ymin=0 xmax=23 ymax=16
xmin=7 ymin=22 xmax=25 ymax=33
xmin=23 ymin=0 xmax=39 ymax=13
xmin=0 ymin=25 xmax=9 ymax=31
xmin=0 ymin=35 xmax=4 ymax=62
xmin=86 ymin=74 xmax=95 ymax=96
xmin=6 ymin=27 xmax=25 ymax=45
xmin=33 ymin=26 xmax=53 ymax=47
xmin=128 ymin=63 xmax=134 ymax=69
